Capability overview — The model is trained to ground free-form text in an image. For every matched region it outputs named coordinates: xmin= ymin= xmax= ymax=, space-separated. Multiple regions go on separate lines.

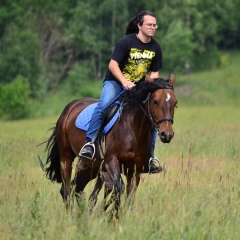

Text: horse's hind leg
xmin=59 ymin=152 xmax=74 ymax=209
xmin=73 ymin=160 xmax=98 ymax=211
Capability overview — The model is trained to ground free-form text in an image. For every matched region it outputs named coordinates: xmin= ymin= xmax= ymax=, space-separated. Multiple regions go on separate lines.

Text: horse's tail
xmin=42 ymin=126 xmax=62 ymax=183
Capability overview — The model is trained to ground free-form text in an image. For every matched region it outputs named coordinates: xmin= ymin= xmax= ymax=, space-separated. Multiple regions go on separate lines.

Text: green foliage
xmin=191 ymin=47 xmax=221 ymax=71
xmin=69 ymin=0 xmax=128 ymax=79
xmin=0 ymin=75 xmax=30 ymax=119
xmin=15 ymin=51 xmax=239 ymax=119
xmin=152 ymin=0 xmax=240 ymax=71
xmin=31 ymin=75 xmax=50 ymax=100
xmin=0 ymin=0 xmax=240 ymax=115
xmin=161 ymin=20 xmax=196 ymax=73
xmin=0 ymin=22 xmax=40 ymax=85
xmin=219 ymin=54 xmax=229 ymax=68
xmin=62 ymin=61 xmax=95 ymax=95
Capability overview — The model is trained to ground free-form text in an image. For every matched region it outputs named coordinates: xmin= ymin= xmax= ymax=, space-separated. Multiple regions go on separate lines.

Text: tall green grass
xmin=0 ymin=105 xmax=239 ymax=239
xmin=160 ymin=106 xmax=240 ymax=161
xmin=1 ymin=52 xmax=240 ymax=239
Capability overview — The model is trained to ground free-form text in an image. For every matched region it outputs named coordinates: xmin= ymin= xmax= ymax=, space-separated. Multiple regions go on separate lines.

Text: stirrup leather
xmin=79 ymin=142 xmax=96 ymax=160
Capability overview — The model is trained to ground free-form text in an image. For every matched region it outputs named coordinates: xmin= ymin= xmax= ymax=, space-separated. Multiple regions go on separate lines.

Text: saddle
xmin=103 ymin=102 xmax=121 ymax=126
xmin=75 ymin=101 xmax=124 ymax=135
xmin=76 ymin=101 xmax=125 ymax=159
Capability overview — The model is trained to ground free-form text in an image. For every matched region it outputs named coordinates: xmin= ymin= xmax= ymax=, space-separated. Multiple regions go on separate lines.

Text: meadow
xmin=0 ymin=53 xmax=240 ymax=239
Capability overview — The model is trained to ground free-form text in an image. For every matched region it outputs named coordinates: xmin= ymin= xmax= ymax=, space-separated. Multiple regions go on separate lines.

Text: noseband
xmin=155 ymin=117 xmax=174 ymax=124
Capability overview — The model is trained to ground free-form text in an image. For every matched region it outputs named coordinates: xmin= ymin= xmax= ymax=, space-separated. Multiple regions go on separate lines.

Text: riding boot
xmin=143 ymin=156 xmax=162 ymax=174
xmin=79 ymin=142 xmax=95 ymax=160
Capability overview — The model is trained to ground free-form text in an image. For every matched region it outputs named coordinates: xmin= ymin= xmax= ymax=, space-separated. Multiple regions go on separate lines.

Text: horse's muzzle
xmin=159 ymin=131 xmax=174 ymax=143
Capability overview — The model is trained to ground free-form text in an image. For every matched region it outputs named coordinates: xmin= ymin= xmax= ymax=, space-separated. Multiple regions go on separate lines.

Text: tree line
xmin=0 ymin=0 xmax=239 ymax=119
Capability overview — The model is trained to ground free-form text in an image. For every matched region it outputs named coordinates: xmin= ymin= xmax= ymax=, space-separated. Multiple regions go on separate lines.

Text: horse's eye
xmin=154 ymin=100 xmax=159 ymax=106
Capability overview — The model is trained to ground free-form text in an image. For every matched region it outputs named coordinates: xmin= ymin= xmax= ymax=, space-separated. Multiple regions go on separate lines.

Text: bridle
xmin=140 ymin=87 xmax=174 ymax=129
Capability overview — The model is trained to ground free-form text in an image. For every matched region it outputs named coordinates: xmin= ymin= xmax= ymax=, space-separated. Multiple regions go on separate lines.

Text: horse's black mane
xmin=119 ymin=78 xmax=173 ymax=104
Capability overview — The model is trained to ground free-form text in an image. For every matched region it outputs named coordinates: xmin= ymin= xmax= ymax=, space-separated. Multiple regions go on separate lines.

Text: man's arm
xmin=109 ymin=59 xmax=136 ymax=90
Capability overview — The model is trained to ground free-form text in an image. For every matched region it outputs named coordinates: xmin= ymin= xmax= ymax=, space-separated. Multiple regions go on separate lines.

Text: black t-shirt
xmin=104 ymin=34 xmax=162 ymax=83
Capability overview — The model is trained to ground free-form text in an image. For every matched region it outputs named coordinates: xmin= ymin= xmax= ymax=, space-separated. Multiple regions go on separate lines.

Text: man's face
xmin=139 ymin=15 xmax=158 ymax=37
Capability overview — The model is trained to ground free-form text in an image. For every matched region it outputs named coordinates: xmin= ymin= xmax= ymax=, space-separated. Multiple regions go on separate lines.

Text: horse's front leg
xmin=89 ymin=170 xmax=117 ymax=213
xmin=99 ymin=171 xmax=114 ymax=212
xmin=105 ymin=156 xmax=125 ymax=219
xmin=88 ymin=171 xmax=104 ymax=212
xmin=88 ymin=170 xmax=115 ymax=213
xmin=125 ymin=170 xmax=141 ymax=206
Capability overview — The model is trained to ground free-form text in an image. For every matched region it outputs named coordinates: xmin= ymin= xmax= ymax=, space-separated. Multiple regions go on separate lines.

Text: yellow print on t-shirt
xmin=123 ymin=48 xmax=156 ymax=82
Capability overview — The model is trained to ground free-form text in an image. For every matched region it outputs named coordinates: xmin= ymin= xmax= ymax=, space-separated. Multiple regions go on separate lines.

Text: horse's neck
xmin=129 ymin=104 xmax=153 ymax=132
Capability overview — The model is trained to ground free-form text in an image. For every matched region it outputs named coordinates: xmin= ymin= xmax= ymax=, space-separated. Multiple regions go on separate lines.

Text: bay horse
xmin=40 ymin=74 xmax=177 ymax=217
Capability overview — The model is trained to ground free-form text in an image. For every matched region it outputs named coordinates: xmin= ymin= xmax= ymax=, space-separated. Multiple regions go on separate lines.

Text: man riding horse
xmin=80 ymin=11 xmax=162 ymax=173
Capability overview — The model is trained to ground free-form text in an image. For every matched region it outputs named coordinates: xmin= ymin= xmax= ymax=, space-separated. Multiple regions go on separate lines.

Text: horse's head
xmin=145 ymin=74 xmax=177 ymax=143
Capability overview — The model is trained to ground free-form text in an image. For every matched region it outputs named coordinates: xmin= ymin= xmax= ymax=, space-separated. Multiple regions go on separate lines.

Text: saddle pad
xmin=75 ymin=103 xmax=119 ymax=134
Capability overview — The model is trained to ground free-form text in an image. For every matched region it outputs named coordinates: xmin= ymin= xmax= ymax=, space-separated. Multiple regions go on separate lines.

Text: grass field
xmin=0 ymin=105 xmax=239 ymax=239
xmin=0 ymin=52 xmax=240 ymax=239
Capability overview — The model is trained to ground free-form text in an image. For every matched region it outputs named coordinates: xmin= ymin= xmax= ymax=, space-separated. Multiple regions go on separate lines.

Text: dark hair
xmin=120 ymin=78 xmax=172 ymax=104
xmin=125 ymin=11 xmax=156 ymax=35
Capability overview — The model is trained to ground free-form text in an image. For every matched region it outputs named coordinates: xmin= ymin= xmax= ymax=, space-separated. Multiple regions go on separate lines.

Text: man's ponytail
xmin=125 ymin=16 xmax=138 ymax=35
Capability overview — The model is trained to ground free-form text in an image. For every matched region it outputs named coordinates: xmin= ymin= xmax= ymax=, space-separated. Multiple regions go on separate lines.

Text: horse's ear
xmin=168 ymin=73 xmax=175 ymax=87
xmin=145 ymin=75 xmax=154 ymax=83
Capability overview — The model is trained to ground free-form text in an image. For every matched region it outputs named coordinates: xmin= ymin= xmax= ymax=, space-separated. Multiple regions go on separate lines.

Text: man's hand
xmin=122 ymin=80 xmax=136 ymax=90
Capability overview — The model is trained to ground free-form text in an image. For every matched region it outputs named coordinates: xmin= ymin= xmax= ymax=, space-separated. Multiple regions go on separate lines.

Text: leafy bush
xmin=61 ymin=61 xmax=98 ymax=96
xmin=219 ymin=54 xmax=229 ymax=68
xmin=161 ymin=20 xmax=196 ymax=73
xmin=0 ymin=76 xmax=30 ymax=119
xmin=191 ymin=48 xmax=221 ymax=71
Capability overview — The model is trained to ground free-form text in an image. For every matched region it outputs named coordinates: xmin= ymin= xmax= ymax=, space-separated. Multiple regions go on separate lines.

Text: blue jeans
xmin=86 ymin=80 xmax=124 ymax=141
xmin=86 ymin=80 xmax=157 ymax=155
xmin=151 ymin=129 xmax=157 ymax=156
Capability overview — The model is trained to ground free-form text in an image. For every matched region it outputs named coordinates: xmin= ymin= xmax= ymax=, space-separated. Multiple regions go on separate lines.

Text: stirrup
xmin=79 ymin=142 xmax=96 ymax=160
xmin=148 ymin=156 xmax=161 ymax=174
